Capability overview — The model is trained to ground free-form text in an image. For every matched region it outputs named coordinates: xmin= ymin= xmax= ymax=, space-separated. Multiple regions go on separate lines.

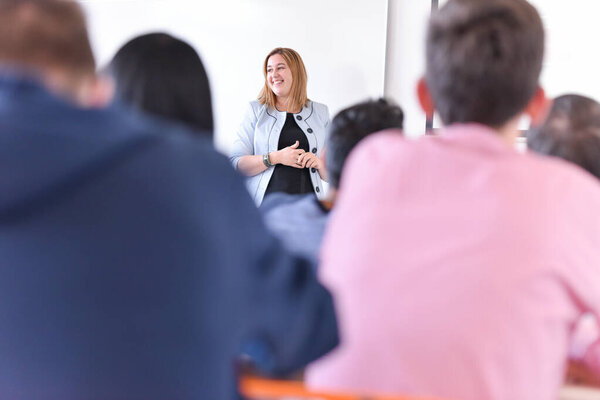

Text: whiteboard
xmin=79 ymin=0 xmax=388 ymax=152
xmin=529 ymin=0 xmax=600 ymax=100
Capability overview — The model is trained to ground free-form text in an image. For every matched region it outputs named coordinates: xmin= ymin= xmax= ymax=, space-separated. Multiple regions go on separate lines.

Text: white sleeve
xmin=229 ymin=102 xmax=258 ymax=170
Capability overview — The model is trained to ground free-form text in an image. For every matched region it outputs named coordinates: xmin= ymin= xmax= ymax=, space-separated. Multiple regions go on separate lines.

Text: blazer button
xmin=307 ymin=128 xmax=313 ymax=133
xmin=296 ymin=115 xmax=302 ymax=121
xmin=312 ymin=148 xmax=317 ymax=153
xmin=315 ymin=187 xmax=320 ymax=193
xmin=311 ymin=168 xmax=316 ymax=173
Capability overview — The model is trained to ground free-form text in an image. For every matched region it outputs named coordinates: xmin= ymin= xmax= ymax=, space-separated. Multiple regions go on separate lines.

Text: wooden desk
xmin=560 ymin=385 xmax=600 ymax=400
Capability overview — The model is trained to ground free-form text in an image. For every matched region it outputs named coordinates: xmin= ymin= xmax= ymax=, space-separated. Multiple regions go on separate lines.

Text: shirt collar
xmin=439 ymin=123 xmax=520 ymax=155
xmin=267 ymin=100 xmax=313 ymax=120
xmin=295 ymin=101 xmax=313 ymax=121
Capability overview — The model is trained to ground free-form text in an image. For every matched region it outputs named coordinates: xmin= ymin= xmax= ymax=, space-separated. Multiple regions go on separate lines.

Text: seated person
xmin=306 ymin=1 xmax=600 ymax=400
xmin=528 ymin=94 xmax=600 ymax=386
xmin=528 ymin=94 xmax=600 ymax=179
xmin=260 ymin=98 xmax=404 ymax=262
xmin=108 ymin=32 xmax=214 ymax=138
xmin=0 ymin=1 xmax=337 ymax=398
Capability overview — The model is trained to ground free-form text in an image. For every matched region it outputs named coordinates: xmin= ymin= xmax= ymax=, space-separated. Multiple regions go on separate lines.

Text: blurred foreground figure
xmin=307 ymin=1 xmax=600 ymax=400
xmin=0 ymin=1 xmax=337 ymax=398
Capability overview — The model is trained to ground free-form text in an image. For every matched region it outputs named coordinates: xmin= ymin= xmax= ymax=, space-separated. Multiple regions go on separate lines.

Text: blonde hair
xmin=257 ymin=47 xmax=308 ymax=112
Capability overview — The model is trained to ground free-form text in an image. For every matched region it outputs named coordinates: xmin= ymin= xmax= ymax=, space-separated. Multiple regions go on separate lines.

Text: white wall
xmin=384 ymin=0 xmax=431 ymax=137
xmin=80 ymin=0 xmax=600 ymax=144
xmin=434 ymin=0 xmax=600 ymax=101
xmin=387 ymin=0 xmax=600 ymax=133
xmin=79 ymin=0 xmax=387 ymax=153
xmin=529 ymin=0 xmax=600 ymax=100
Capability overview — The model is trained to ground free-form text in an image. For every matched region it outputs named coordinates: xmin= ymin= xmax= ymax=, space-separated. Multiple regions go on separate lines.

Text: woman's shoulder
xmin=242 ymin=100 xmax=272 ymax=122
xmin=249 ymin=100 xmax=270 ymax=113
xmin=249 ymin=100 xmax=261 ymax=108
xmin=308 ymin=100 xmax=329 ymax=113
xmin=249 ymin=100 xmax=279 ymax=118
xmin=306 ymin=100 xmax=330 ymax=121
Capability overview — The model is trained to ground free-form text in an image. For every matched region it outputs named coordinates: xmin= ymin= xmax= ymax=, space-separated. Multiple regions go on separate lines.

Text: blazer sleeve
xmin=317 ymin=103 xmax=330 ymax=156
xmin=229 ymin=102 xmax=258 ymax=170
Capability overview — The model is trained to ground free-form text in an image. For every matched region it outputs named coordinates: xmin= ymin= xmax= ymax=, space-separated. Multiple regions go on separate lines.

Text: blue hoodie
xmin=0 ymin=74 xmax=338 ymax=399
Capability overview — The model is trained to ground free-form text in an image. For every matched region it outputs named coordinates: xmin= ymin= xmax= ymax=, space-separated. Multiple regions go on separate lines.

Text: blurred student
xmin=108 ymin=32 xmax=214 ymax=137
xmin=528 ymin=94 xmax=600 ymax=386
xmin=528 ymin=94 xmax=600 ymax=179
xmin=261 ymin=98 xmax=404 ymax=261
xmin=306 ymin=1 xmax=600 ymax=400
xmin=0 ymin=1 xmax=337 ymax=398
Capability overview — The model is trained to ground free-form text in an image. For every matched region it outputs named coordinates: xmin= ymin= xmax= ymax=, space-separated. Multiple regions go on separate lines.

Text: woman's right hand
xmin=271 ymin=141 xmax=305 ymax=168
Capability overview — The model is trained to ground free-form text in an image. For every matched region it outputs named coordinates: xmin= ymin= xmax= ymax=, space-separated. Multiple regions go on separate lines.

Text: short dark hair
xmin=426 ymin=0 xmax=544 ymax=127
xmin=327 ymin=98 xmax=404 ymax=189
xmin=528 ymin=94 xmax=600 ymax=179
xmin=108 ymin=32 xmax=214 ymax=136
xmin=0 ymin=0 xmax=95 ymax=77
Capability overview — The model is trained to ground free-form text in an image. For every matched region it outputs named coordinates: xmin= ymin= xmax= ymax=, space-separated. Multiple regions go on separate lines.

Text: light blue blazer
xmin=230 ymin=100 xmax=330 ymax=206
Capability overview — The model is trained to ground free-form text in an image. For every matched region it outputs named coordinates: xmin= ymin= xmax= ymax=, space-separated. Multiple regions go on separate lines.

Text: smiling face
xmin=266 ymin=53 xmax=293 ymax=100
xmin=257 ymin=48 xmax=308 ymax=112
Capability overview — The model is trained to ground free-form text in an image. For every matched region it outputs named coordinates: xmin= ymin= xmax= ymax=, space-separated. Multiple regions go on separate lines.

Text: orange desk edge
xmin=240 ymin=375 xmax=445 ymax=400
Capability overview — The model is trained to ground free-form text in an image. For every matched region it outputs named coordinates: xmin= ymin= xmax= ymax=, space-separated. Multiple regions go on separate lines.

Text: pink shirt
xmin=306 ymin=124 xmax=600 ymax=400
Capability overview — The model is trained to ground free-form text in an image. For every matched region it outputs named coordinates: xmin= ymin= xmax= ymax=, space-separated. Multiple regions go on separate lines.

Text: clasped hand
xmin=276 ymin=141 xmax=322 ymax=170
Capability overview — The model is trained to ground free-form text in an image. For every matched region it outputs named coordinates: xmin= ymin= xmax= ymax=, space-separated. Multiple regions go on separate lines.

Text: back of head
xmin=0 ymin=0 xmax=95 ymax=97
xmin=108 ymin=32 xmax=214 ymax=136
xmin=426 ymin=0 xmax=544 ymax=127
xmin=528 ymin=94 xmax=600 ymax=179
xmin=327 ymin=98 xmax=404 ymax=189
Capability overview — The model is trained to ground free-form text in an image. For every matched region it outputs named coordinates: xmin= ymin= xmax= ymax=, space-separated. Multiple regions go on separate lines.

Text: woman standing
xmin=230 ymin=47 xmax=329 ymax=206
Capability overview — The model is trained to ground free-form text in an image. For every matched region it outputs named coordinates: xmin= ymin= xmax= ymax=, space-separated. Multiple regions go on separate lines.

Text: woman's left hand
xmin=297 ymin=150 xmax=328 ymax=181
xmin=297 ymin=152 xmax=322 ymax=169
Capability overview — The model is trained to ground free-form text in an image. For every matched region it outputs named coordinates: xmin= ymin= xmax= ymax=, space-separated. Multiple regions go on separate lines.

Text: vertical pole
xmin=425 ymin=0 xmax=439 ymax=133
xmin=383 ymin=0 xmax=393 ymax=99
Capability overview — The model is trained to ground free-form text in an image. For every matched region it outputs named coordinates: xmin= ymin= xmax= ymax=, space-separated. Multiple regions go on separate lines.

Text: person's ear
xmin=417 ymin=77 xmax=435 ymax=118
xmin=85 ymin=75 xmax=115 ymax=108
xmin=525 ymin=86 xmax=550 ymax=126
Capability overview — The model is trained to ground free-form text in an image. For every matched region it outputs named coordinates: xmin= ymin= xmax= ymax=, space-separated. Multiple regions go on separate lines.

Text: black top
xmin=265 ymin=113 xmax=313 ymax=196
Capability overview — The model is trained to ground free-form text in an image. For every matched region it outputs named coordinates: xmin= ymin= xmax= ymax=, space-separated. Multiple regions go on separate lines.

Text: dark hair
xmin=528 ymin=94 xmax=600 ymax=179
xmin=426 ymin=0 xmax=544 ymax=127
xmin=0 ymin=0 xmax=95 ymax=77
xmin=327 ymin=98 xmax=404 ymax=189
xmin=108 ymin=32 xmax=214 ymax=136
